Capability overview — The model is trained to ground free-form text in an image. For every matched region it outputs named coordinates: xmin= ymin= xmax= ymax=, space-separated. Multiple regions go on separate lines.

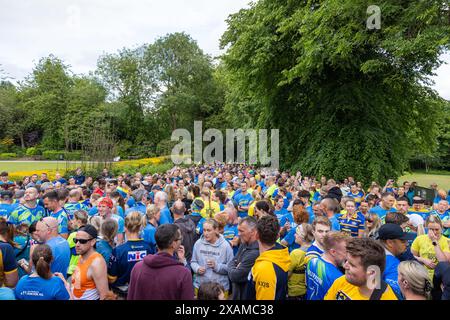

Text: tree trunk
xmin=19 ymin=133 xmax=25 ymax=148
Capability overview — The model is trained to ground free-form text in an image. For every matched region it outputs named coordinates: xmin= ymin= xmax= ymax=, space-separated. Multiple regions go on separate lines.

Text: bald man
xmin=8 ymin=187 xmax=46 ymax=226
xmin=32 ymin=217 xmax=71 ymax=278
xmin=172 ymin=200 xmax=197 ymax=263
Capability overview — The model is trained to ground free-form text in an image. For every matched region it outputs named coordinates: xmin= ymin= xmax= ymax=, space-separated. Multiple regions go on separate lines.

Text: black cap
xmin=378 ymin=223 xmax=416 ymax=241
xmin=78 ymin=224 xmax=98 ymax=239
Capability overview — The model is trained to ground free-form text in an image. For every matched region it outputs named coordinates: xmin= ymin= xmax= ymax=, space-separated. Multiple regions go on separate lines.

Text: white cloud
xmin=0 ymin=0 xmax=448 ymax=100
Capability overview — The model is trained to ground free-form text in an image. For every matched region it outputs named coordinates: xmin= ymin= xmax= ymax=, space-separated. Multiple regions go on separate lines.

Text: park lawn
xmin=0 ymin=161 xmax=83 ymax=172
xmin=399 ymin=173 xmax=450 ymax=190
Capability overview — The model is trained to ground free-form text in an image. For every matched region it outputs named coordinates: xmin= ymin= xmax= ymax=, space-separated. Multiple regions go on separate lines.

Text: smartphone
xmin=18 ymin=258 xmax=29 ymax=269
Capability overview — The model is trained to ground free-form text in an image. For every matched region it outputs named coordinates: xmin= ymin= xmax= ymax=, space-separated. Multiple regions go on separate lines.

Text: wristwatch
xmin=432 ymin=241 xmax=438 ymax=246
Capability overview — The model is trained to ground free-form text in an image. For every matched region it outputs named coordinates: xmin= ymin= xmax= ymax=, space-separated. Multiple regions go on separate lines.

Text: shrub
xmin=0 ymin=153 xmax=17 ymax=159
xmin=26 ymin=147 xmax=39 ymax=156
xmin=42 ymin=150 xmax=65 ymax=160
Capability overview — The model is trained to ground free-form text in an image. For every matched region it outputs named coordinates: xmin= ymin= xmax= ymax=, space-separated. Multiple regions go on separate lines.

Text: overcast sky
xmin=0 ymin=0 xmax=448 ymax=99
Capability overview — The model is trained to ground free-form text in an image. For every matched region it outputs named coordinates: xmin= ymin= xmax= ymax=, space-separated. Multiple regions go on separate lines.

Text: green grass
xmin=0 ymin=161 xmax=85 ymax=172
xmin=399 ymin=172 xmax=450 ymax=190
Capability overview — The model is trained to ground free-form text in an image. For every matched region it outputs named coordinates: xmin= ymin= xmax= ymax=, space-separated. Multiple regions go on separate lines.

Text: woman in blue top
xmin=142 ymin=204 xmax=160 ymax=253
xmin=15 ymin=244 xmax=71 ymax=300
xmin=96 ymin=218 xmax=118 ymax=264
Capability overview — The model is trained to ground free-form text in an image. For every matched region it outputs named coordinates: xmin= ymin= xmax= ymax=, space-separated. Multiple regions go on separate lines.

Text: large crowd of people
xmin=0 ymin=164 xmax=449 ymax=300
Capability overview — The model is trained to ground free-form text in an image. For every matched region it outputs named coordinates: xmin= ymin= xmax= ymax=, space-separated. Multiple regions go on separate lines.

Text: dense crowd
xmin=0 ymin=165 xmax=449 ymax=301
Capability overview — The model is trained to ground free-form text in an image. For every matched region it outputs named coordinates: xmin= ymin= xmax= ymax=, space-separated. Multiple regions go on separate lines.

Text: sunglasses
xmin=74 ymin=238 xmax=95 ymax=244
xmin=367 ymin=219 xmax=374 ymax=223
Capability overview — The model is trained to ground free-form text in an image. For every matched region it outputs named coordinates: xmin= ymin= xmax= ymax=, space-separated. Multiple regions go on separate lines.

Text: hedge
xmin=0 ymin=153 xmax=17 ymax=159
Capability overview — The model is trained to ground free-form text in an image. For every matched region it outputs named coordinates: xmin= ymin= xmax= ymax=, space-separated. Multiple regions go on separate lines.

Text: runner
xmin=71 ymin=225 xmax=109 ymax=300
xmin=227 ymin=217 xmax=259 ymax=300
xmin=108 ymin=211 xmax=154 ymax=299
xmin=325 ymin=238 xmax=398 ymax=300
xmin=288 ymin=223 xmax=314 ymax=300
xmin=14 ymin=244 xmax=71 ymax=300
xmin=191 ymin=219 xmax=234 ymax=297
xmin=33 ymin=217 xmax=69 ymax=275
xmin=245 ymin=215 xmax=290 ymax=300
xmin=8 ymin=187 xmax=45 ymax=227
xmin=128 ymin=224 xmax=194 ymax=300
xmin=305 ymin=217 xmax=331 ymax=262
xmin=398 ymin=260 xmax=432 ymax=300
xmin=306 ymin=232 xmax=348 ymax=300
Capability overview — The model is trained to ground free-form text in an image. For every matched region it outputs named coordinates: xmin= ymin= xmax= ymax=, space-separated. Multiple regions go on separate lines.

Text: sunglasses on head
xmin=74 ymin=237 xmax=95 ymax=244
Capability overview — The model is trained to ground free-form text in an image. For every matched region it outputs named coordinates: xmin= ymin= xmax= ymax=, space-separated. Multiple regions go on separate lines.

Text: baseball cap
xmin=98 ymin=197 xmax=113 ymax=209
xmin=378 ymin=223 xmax=416 ymax=241
xmin=78 ymin=224 xmax=98 ymax=239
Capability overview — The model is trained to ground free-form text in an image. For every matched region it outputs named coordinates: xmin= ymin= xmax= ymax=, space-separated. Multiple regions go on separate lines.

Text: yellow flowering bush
xmin=113 ymin=156 xmax=169 ymax=169
xmin=8 ymin=170 xmax=60 ymax=182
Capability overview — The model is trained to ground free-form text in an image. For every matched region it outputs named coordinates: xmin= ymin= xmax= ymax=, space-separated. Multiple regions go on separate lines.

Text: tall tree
xmin=221 ymin=0 xmax=449 ymax=183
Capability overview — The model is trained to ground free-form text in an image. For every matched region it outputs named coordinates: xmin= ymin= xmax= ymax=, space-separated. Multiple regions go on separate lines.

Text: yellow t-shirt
xmin=411 ymin=235 xmax=450 ymax=278
xmin=200 ymin=199 xmax=221 ymax=219
xmin=248 ymin=201 xmax=256 ymax=217
xmin=324 ymin=275 xmax=398 ymax=300
xmin=288 ymin=249 xmax=307 ymax=297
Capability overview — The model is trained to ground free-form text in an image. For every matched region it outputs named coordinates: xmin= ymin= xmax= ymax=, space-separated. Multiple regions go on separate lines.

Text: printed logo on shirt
xmin=127 ymin=250 xmax=147 ymax=262
xmin=336 ymin=291 xmax=351 ymax=300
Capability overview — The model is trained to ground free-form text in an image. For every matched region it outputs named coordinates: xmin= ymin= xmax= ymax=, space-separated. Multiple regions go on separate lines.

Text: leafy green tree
xmin=221 ymin=0 xmax=449 ymax=183
xmin=146 ymin=32 xmax=223 ymax=133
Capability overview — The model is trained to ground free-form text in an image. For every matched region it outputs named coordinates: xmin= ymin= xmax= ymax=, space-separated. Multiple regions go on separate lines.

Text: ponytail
xmin=32 ymin=244 xmax=53 ymax=279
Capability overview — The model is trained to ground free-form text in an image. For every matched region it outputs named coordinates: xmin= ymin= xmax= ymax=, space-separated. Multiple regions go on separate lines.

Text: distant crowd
xmin=0 ymin=165 xmax=449 ymax=300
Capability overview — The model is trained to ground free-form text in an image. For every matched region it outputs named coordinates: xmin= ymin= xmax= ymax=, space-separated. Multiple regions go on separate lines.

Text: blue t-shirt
xmin=337 ymin=212 xmax=365 ymax=237
xmin=383 ymin=253 xmax=402 ymax=299
xmin=369 ymin=205 xmax=397 ymax=220
xmin=223 ymin=223 xmax=239 ymax=256
xmin=305 ymin=243 xmax=324 ymax=261
xmin=159 ymin=206 xmax=173 ymax=225
xmin=96 ymin=239 xmax=113 ymax=264
xmin=348 ymin=191 xmax=364 ymax=208
xmin=0 ymin=203 xmax=14 ymax=218
xmin=125 ymin=202 xmax=146 ymax=217
xmin=8 ymin=204 xmax=46 ymax=226
xmin=14 ymin=235 xmax=30 ymax=279
xmin=233 ymin=192 xmax=254 ymax=218
xmin=46 ymin=236 xmax=70 ymax=278
xmin=50 ymin=209 xmax=69 ymax=235
xmin=0 ymin=287 xmax=15 ymax=300
xmin=110 ymin=214 xmax=125 ymax=234
xmin=108 ymin=239 xmax=154 ymax=288
xmin=275 ymin=208 xmax=289 ymax=221
xmin=142 ymin=223 xmax=157 ymax=253
xmin=306 ymin=256 xmax=343 ymax=300
xmin=15 ymin=275 xmax=69 ymax=300
xmin=280 ymin=212 xmax=297 ymax=230
xmin=64 ymin=202 xmax=88 ymax=220
xmin=88 ymin=206 xmax=98 ymax=217
xmin=282 ymin=227 xmax=300 ymax=253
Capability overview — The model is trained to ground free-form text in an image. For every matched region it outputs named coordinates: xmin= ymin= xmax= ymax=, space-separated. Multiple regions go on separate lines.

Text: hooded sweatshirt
xmin=245 ymin=242 xmax=291 ymax=300
xmin=191 ymin=234 xmax=234 ymax=291
xmin=127 ymin=252 xmax=194 ymax=300
xmin=174 ymin=216 xmax=198 ymax=263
